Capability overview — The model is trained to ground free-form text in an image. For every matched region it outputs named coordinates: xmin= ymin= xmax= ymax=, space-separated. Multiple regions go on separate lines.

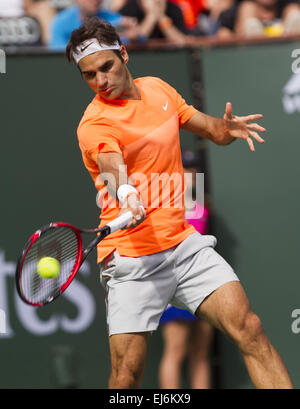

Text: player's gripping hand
xmin=119 ymin=193 xmax=146 ymax=229
xmin=223 ymin=102 xmax=266 ymax=152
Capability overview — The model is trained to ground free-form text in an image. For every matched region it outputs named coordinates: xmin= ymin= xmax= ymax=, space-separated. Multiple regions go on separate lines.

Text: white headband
xmin=72 ymin=38 xmax=121 ymax=64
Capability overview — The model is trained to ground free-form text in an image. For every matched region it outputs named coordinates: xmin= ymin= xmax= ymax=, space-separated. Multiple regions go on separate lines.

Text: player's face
xmin=79 ymin=47 xmax=133 ymax=101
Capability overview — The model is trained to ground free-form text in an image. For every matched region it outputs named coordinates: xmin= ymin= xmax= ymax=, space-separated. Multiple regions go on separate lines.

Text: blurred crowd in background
xmin=0 ymin=0 xmax=300 ymax=49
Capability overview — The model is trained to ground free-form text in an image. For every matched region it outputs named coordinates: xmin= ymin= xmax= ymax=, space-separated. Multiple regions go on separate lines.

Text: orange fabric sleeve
xmin=78 ymin=122 xmax=122 ymax=163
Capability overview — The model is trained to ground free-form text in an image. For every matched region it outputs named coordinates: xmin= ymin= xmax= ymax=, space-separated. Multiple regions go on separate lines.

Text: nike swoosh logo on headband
xmin=80 ymin=42 xmax=93 ymax=52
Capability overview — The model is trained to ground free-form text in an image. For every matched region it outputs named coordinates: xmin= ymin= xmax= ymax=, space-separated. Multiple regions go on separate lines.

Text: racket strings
xmin=20 ymin=226 xmax=80 ymax=304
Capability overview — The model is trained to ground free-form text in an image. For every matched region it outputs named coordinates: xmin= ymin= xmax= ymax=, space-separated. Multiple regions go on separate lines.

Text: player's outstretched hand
xmin=223 ymin=102 xmax=266 ymax=152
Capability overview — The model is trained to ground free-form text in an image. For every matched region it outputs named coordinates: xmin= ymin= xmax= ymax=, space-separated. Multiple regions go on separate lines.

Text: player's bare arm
xmin=182 ymin=102 xmax=266 ymax=152
xmin=97 ymin=152 xmax=146 ymax=228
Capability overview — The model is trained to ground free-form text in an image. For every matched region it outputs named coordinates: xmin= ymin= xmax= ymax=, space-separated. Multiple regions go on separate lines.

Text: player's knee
xmin=235 ymin=312 xmax=269 ymax=355
xmin=114 ymin=370 xmax=138 ymax=388
xmin=112 ymin=362 xmax=143 ymax=388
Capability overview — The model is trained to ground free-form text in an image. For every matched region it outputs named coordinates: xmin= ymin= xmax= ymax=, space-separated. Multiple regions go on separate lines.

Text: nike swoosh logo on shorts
xmin=163 ymin=101 xmax=168 ymax=111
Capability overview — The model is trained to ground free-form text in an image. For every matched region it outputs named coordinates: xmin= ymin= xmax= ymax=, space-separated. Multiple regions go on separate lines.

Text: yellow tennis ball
xmin=37 ymin=257 xmax=60 ymax=279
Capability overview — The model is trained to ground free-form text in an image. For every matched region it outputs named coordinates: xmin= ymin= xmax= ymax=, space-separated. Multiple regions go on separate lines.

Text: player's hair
xmin=66 ymin=17 xmax=124 ymax=63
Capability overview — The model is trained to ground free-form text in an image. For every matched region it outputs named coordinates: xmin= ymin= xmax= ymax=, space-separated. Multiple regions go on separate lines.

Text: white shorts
xmin=99 ymin=232 xmax=239 ymax=336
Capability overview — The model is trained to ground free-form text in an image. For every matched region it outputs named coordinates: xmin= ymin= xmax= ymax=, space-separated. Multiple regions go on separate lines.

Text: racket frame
xmin=16 ymin=210 xmax=133 ymax=306
xmin=16 ymin=222 xmax=84 ymax=307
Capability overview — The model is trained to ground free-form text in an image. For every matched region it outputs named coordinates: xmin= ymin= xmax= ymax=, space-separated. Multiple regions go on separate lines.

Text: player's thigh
xmin=190 ymin=319 xmax=214 ymax=356
xmin=109 ymin=332 xmax=150 ymax=374
xmin=195 ymin=281 xmax=252 ymax=340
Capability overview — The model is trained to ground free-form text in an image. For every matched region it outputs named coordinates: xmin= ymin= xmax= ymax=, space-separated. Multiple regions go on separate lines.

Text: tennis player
xmin=66 ymin=17 xmax=293 ymax=389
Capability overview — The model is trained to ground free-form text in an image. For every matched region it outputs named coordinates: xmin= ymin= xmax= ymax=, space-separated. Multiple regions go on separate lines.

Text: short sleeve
xmin=77 ymin=121 xmax=122 ymax=164
xmin=175 ymin=92 xmax=198 ymax=126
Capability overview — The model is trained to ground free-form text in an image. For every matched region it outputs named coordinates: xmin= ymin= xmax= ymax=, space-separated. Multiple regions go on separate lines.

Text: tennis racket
xmin=16 ymin=211 xmax=133 ymax=307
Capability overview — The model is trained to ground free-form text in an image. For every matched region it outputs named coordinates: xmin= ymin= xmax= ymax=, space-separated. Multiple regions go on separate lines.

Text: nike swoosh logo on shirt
xmin=163 ymin=101 xmax=168 ymax=111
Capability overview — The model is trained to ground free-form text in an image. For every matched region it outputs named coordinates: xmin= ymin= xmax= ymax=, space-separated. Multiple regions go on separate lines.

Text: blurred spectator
xmin=49 ymin=0 xmax=139 ymax=49
xmin=0 ymin=0 xmax=56 ymax=46
xmin=49 ymin=0 xmax=74 ymax=11
xmin=168 ymin=0 xmax=206 ymax=35
xmin=215 ymin=0 xmax=239 ymax=38
xmin=0 ymin=0 xmax=25 ymax=17
xmin=27 ymin=1 xmax=56 ymax=44
xmin=159 ymin=150 xmax=214 ymax=389
xmin=111 ymin=0 xmax=127 ymax=9
xmin=217 ymin=0 xmax=300 ymax=38
xmin=199 ymin=0 xmax=235 ymax=35
xmin=166 ymin=0 xmax=234 ymax=36
xmin=114 ymin=0 xmax=190 ymax=45
xmin=237 ymin=0 xmax=300 ymax=36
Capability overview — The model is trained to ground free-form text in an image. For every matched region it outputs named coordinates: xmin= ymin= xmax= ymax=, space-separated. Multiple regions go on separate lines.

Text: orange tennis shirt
xmin=77 ymin=76 xmax=198 ymax=263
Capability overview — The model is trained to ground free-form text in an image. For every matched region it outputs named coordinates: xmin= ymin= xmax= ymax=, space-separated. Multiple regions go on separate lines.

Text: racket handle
xmin=107 ymin=211 xmax=133 ymax=233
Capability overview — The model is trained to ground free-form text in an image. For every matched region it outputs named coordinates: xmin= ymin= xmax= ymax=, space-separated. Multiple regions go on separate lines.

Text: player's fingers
xmin=224 ymin=102 xmax=233 ymax=119
xmin=123 ymin=218 xmax=138 ymax=229
xmin=249 ymin=130 xmax=265 ymax=144
xmin=247 ymin=123 xmax=266 ymax=133
xmin=120 ymin=210 xmax=137 ymax=229
xmin=132 ymin=205 xmax=145 ymax=220
xmin=239 ymin=113 xmax=263 ymax=122
xmin=247 ymin=137 xmax=255 ymax=152
xmin=138 ymin=205 xmax=147 ymax=220
xmin=124 ymin=205 xmax=146 ymax=228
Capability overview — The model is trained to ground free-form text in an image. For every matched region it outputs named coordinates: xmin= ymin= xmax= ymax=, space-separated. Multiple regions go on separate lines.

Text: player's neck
xmin=118 ymin=71 xmax=141 ymax=101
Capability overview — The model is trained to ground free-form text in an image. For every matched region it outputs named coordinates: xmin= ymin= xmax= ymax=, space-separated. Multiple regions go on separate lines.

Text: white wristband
xmin=117 ymin=184 xmax=139 ymax=204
